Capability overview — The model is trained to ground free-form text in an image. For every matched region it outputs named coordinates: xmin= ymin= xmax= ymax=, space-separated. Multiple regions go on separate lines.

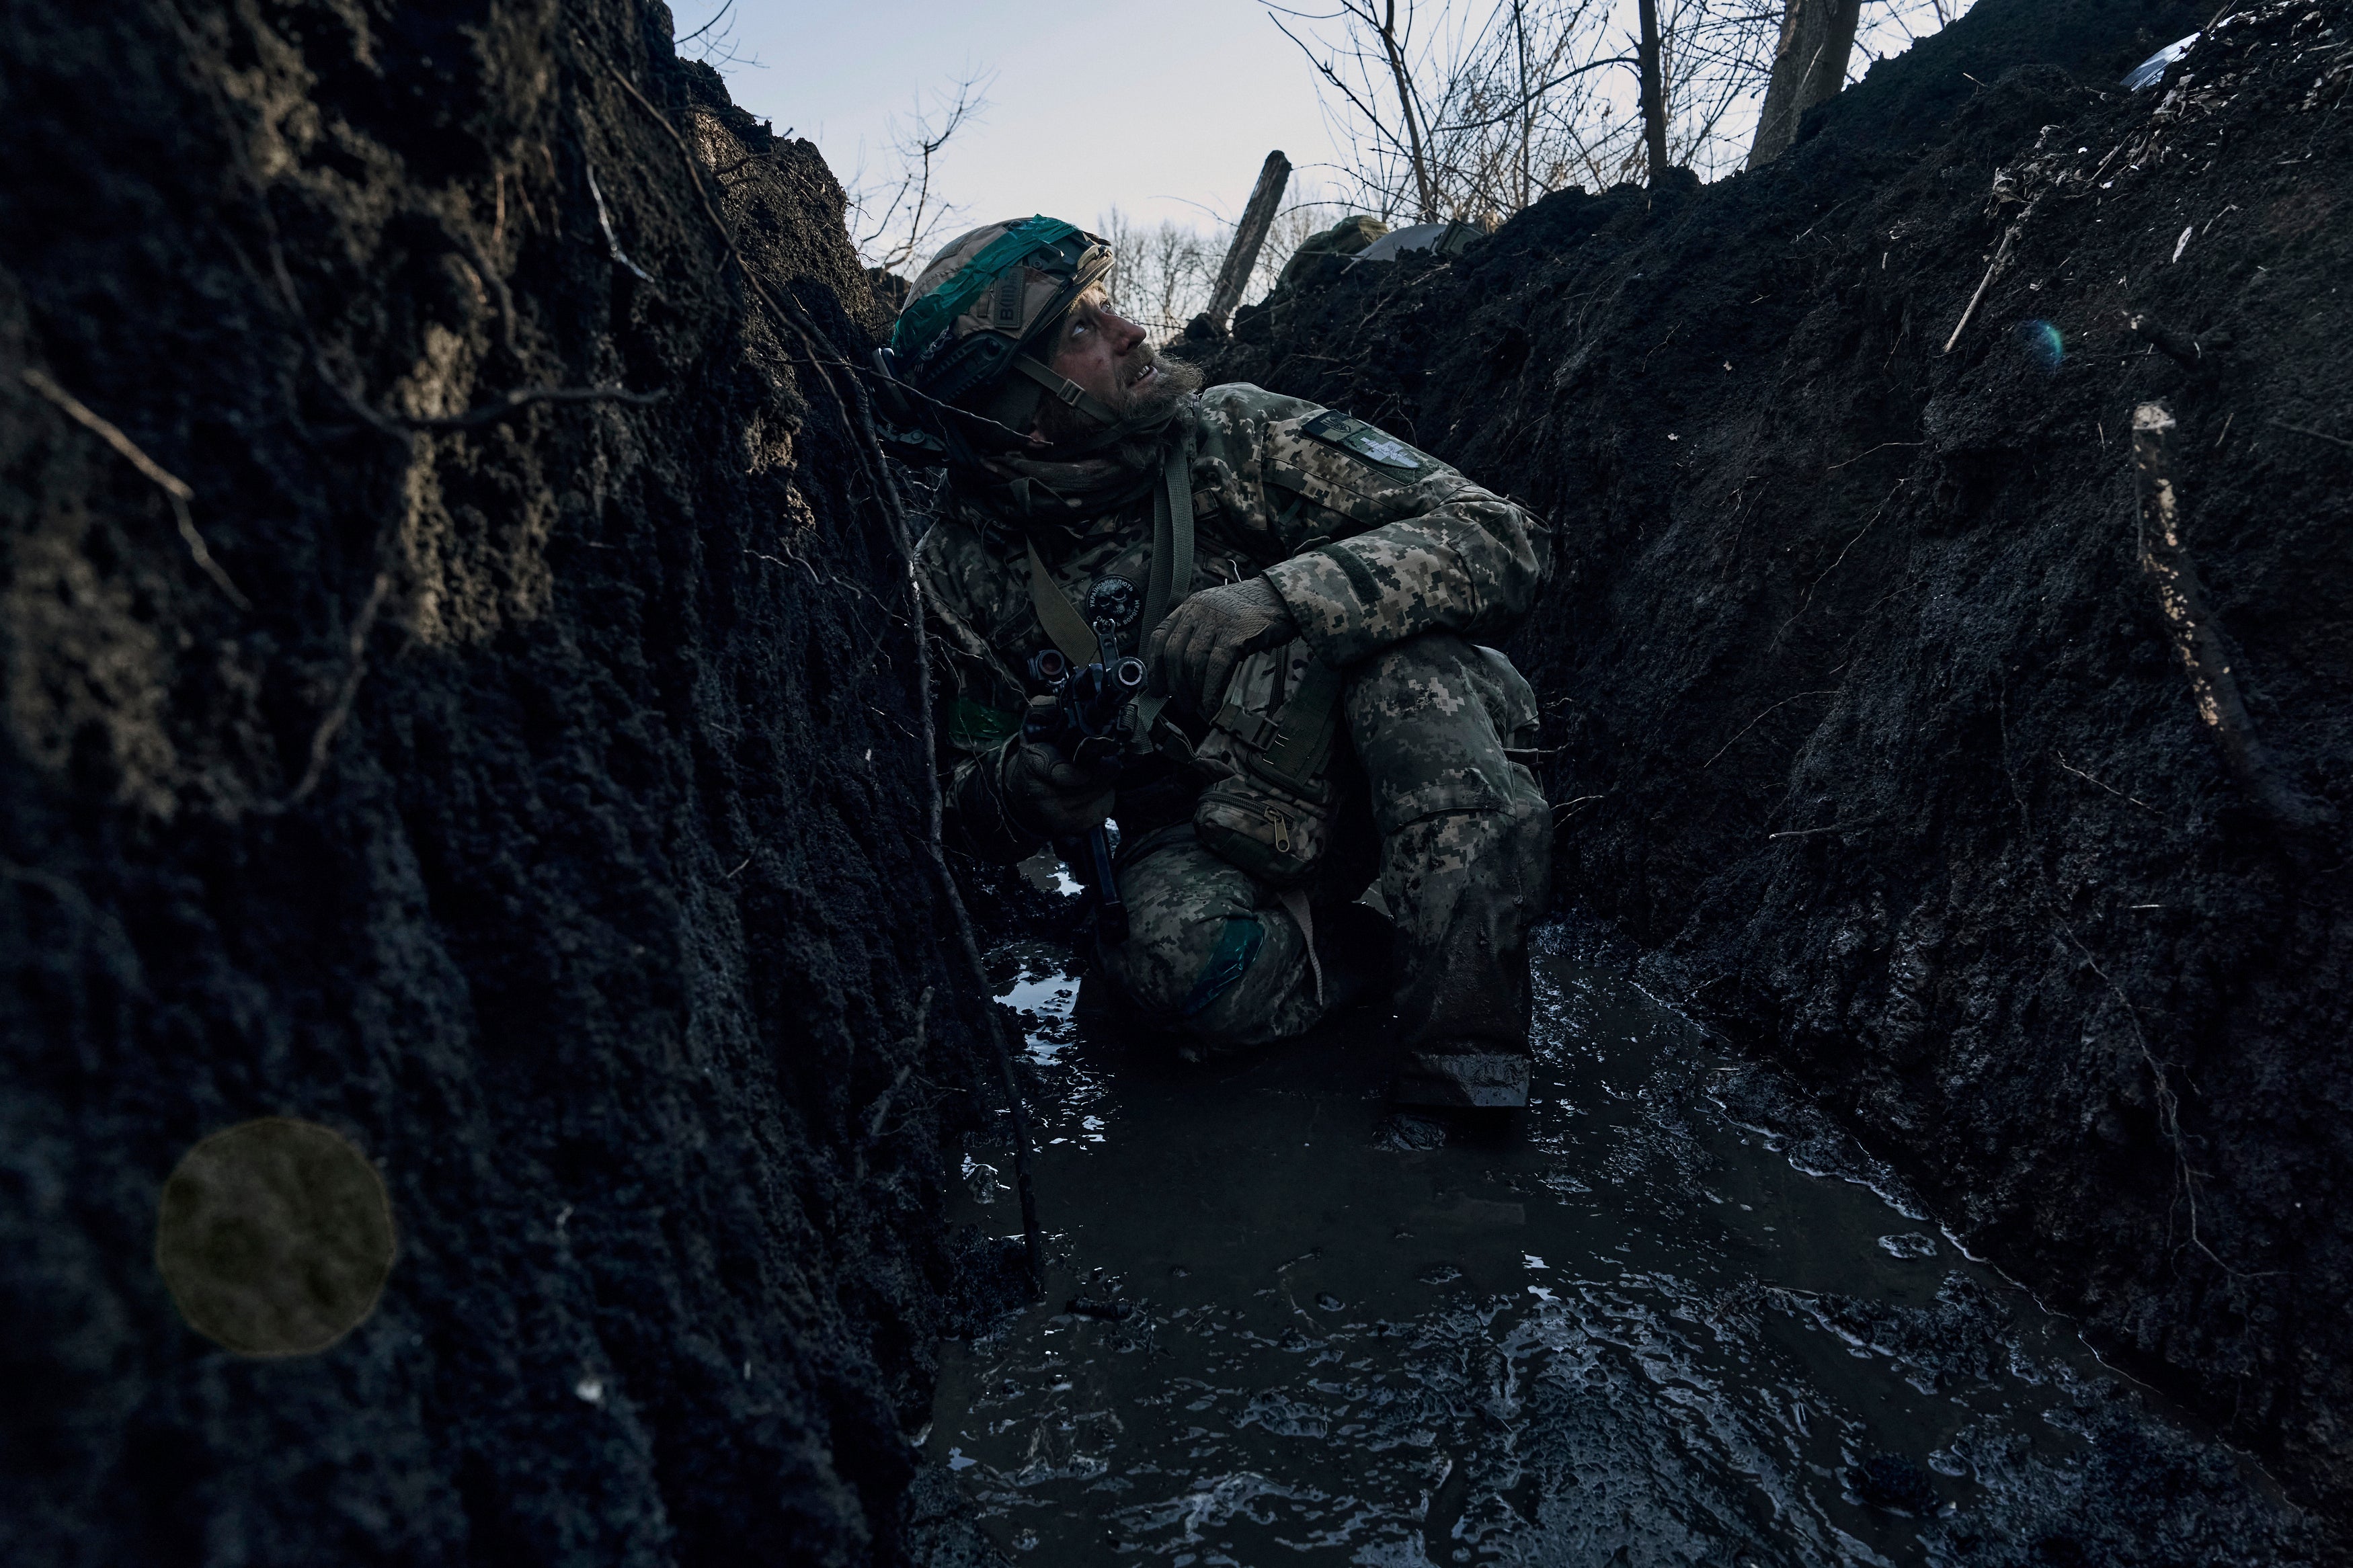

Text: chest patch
xmin=1302 ymin=409 xmax=1423 ymax=472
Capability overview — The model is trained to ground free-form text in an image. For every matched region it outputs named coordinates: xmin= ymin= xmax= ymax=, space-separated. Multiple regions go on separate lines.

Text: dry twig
xmin=1943 ymin=199 xmax=2036 ymax=354
xmin=2271 ymin=417 xmax=2353 ymax=452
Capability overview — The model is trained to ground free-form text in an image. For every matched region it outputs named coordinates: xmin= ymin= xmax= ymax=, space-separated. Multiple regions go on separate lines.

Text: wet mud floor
xmin=930 ymin=927 xmax=2315 ymax=1565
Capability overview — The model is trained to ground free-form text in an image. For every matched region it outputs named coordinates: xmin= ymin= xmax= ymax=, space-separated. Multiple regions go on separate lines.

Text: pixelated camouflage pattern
xmin=918 ymin=382 xmax=1550 ymax=848
xmin=1098 ymin=633 xmax=1550 ymax=1053
xmin=915 ymin=384 xmax=1551 ymax=1057
xmin=1096 ymin=830 xmax=1331 ymax=1050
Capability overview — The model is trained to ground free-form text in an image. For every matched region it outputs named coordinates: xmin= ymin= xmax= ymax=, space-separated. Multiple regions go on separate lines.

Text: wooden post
xmin=1203 ymin=151 xmax=1292 ymax=331
xmin=1636 ymin=0 xmax=1669 ymax=185
xmin=1749 ymin=0 xmax=1864 ymax=168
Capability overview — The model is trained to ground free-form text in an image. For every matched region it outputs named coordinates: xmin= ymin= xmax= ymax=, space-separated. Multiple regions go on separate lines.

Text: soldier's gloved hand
xmin=999 ymin=739 xmax=1118 ymax=841
xmin=1147 ymin=575 xmax=1297 ymax=716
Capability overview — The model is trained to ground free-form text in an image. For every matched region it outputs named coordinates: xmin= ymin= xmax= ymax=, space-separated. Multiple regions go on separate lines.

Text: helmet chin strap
xmin=1009 ymin=352 xmax=1127 ymax=432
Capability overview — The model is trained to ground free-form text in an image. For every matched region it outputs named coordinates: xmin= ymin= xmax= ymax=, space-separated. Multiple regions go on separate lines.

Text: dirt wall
xmin=1 ymin=3 xmax=1010 ymax=1563
xmin=1195 ymin=0 xmax=2353 ymax=1519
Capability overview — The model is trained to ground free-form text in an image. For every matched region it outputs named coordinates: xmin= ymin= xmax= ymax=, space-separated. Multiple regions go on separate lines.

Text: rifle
xmin=1023 ymin=577 xmax=1145 ymax=942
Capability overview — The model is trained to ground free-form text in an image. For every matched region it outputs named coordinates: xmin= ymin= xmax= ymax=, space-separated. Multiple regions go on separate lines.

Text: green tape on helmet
xmin=883 ymin=215 xmax=1115 ymax=420
xmin=890 ymin=214 xmax=1082 ymax=362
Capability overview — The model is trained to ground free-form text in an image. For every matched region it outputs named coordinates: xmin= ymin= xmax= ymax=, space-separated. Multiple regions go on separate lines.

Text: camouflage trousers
xmin=1097 ymin=632 xmax=1552 ymax=1055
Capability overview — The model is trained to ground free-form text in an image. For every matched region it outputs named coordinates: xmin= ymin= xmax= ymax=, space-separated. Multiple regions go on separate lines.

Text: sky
xmin=671 ymin=0 xmax=1351 ymax=246
xmin=672 ymin=0 xmax=1977 ymax=280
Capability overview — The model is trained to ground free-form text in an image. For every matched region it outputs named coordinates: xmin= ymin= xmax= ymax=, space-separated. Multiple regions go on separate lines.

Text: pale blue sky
xmin=673 ymin=0 xmax=1348 ymax=243
xmin=674 ymin=1 xmax=1973 ymax=275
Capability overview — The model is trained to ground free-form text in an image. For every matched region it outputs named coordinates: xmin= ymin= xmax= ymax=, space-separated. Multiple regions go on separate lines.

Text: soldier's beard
xmin=1033 ymin=347 xmax=1203 ymax=449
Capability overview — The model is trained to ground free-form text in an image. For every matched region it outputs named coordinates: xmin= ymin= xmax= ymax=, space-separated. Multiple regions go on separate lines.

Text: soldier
xmin=875 ymin=217 xmax=1552 ymax=1109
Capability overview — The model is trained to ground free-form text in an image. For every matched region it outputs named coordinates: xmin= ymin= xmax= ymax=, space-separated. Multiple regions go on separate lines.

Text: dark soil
xmin=1 ymin=3 xmax=1022 ymax=1563
xmin=1191 ymin=0 xmax=2353 ymax=1523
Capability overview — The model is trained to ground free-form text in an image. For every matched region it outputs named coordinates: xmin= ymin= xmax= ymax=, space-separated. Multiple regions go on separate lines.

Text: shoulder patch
xmin=1302 ymin=409 xmax=1425 ymax=472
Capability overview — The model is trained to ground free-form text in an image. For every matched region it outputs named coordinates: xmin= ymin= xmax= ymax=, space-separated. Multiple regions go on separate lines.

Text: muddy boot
xmin=1339 ymin=633 xmax=1553 ymax=1111
xmin=1391 ymin=1044 xmax=1531 ymax=1108
xmin=1312 ymin=897 xmax=1396 ymax=1015
xmin=1381 ymin=807 xmax=1549 ymax=1110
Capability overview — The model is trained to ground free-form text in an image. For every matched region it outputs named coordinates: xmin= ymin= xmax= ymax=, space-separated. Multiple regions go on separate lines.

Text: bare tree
xmin=1097 ymin=190 xmax=1355 ymax=342
xmin=1749 ymin=0 xmax=1864 ymax=165
xmin=845 ymin=71 xmax=992 ymax=278
xmin=1267 ymin=0 xmax=1657 ymax=223
xmin=1267 ymin=0 xmax=1968 ymax=216
xmin=1100 ymin=209 xmax=1223 ymax=338
xmin=1636 ymin=0 xmax=1669 ymax=179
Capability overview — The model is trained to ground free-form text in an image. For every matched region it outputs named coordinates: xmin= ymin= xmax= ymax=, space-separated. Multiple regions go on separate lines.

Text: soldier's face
xmin=1043 ymin=294 xmax=1156 ymax=411
xmin=1029 ymin=288 xmax=1200 ymax=445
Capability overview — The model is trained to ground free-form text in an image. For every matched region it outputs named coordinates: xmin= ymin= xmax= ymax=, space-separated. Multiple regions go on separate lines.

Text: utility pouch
xmin=1191 ymin=643 xmax=1345 ymax=887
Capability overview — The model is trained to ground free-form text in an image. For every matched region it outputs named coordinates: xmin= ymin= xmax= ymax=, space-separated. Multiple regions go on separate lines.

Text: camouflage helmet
xmin=879 ymin=216 xmax=1122 ymax=434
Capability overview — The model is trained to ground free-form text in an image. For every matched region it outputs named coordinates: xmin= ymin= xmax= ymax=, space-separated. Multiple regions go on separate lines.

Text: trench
xmin=926 ymin=911 xmax=2308 ymax=1565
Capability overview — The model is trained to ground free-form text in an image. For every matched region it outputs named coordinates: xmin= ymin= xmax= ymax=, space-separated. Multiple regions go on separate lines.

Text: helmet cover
xmin=886 ymin=216 xmax=1114 ymax=415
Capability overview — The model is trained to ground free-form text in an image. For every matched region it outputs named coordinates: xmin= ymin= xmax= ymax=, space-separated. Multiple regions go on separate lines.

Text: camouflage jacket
xmin=917 ymin=382 xmax=1549 ymax=862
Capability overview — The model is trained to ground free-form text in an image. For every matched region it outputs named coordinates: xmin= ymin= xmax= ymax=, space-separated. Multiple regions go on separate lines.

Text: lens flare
xmin=2013 ymin=318 xmax=2065 ymax=371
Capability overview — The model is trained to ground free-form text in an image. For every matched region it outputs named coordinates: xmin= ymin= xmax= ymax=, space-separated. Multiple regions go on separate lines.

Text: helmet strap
xmin=1010 ymin=353 xmax=1126 ymax=431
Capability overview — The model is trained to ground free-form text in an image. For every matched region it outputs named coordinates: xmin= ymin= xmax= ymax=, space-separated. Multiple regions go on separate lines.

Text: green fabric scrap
xmin=1179 ymin=916 xmax=1265 ymax=1020
xmin=947 ymin=698 xmax=1021 ymax=751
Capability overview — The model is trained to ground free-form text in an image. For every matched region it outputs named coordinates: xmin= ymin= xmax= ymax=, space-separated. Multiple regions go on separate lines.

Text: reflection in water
xmin=934 ymin=928 xmax=2312 ymax=1566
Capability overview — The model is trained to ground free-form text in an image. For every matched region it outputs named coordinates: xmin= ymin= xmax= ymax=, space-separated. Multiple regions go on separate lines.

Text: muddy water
xmin=930 ymin=927 xmax=2311 ymax=1567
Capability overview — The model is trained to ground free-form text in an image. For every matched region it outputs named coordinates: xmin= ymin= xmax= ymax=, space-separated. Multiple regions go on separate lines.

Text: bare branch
xmin=1425 ymin=54 xmax=1639 ymax=131
xmin=673 ymin=0 xmax=735 ymax=47
xmin=847 ymin=70 xmax=994 ymax=277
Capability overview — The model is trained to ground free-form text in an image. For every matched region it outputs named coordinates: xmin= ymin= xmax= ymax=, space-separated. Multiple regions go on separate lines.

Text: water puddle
xmin=930 ymin=927 xmax=2311 ymax=1566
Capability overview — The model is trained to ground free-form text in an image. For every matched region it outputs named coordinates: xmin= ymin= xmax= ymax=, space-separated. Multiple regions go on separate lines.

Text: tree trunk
xmin=1636 ymin=0 xmax=1669 ymax=185
xmin=1378 ymin=0 xmax=1438 ymax=220
xmin=1203 ymin=151 xmax=1292 ymax=331
xmin=1749 ymin=0 xmax=1864 ymax=167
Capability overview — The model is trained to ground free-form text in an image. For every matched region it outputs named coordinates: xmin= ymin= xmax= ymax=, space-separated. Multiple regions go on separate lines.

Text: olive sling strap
xmin=1025 ymin=538 xmax=1101 ymax=665
xmin=1025 ymin=428 xmax=1198 ymax=713
xmin=1140 ymin=431 xmax=1196 ymax=647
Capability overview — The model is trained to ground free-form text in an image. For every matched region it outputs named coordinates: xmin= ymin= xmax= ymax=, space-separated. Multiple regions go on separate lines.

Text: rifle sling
xmin=1026 ymin=538 xmax=1101 ymax=667
xmin=1027 ymin=427 xmax=1199 ymax=668
xmin=1141 ymin=431 xmax=1196 ymax=647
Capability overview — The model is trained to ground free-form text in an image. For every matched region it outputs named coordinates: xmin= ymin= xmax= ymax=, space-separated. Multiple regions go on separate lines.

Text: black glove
xmin=1146 ymin=575 xmax=1297 ymax=716
xmin=999 ymin=738 xmax=1117 ymax=840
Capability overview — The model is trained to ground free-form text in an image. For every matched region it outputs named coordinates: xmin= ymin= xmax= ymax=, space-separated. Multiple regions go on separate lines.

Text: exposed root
xmin=2052 ymin=749 xmax=2163 ymax=815
xmin=1769 ymin=477 xmax=1908 ymax=645
xmin=255 ymin=561 xmax=394 ymax=815
xmin=1997 ymin=688 xmax=2274 ymax=1288
xmin=20 ymin=366 xmax=251 ymax=610
xmin=399 ymin=383 xmax=668 ymax=432
xmin=2050 ymin=916 xmax=2278 ymax=1286
xmin=1703 ymin=688 xmax=1836 ymax=769
xmin=2270 ymin=417 xmax=2353 ymax=452
xmin=600 ymin=54 xmax=1047 ymax=1293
